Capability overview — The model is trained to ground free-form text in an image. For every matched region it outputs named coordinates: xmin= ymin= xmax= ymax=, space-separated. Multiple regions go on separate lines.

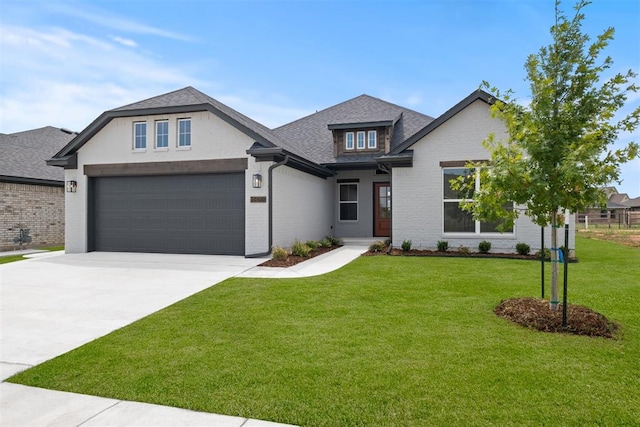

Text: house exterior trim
xmin=46 ymin=153 xmax=78 ymax=169
xmin=439 ymin=160 xmax=488 ymax=167
xmin=328 ymin=120 xmax=394 ymax=130
xmin=0 ymin=175 xmax=64 ymax=187
xmin=377 ymin=151 xmax=414 ymax=168
xmin=247 ymin=146 xmax=334 ymax=178
xmin=392 ymin=90 xmax=495 ymax=155
xmin=83 ymin=158 xmax=248 ymax=177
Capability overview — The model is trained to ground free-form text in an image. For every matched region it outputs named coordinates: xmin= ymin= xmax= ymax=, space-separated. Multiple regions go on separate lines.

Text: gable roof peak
xmin=110 ymin=86 xmax=211 ymax=112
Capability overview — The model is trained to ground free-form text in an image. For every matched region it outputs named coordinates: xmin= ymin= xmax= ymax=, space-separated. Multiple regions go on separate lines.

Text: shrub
xmin=306 ymin=240 xmax=320 ymax=251
xmin=272 ymin=246 xmax=288 ymax=261
xmin=291 ymin=240 xmax=312 ymax=257
xmin=535 ymin=248 xmax=551 ymax=260
xmin=369 ymin=240 xmax=387 ymax=253
xmin=325 ymin=235 xmax=343 ymax=247
xmin=384 ymin=238 xmax=392 ymax=247
xmin=401 ymin=240 xmax=412 ymax=252
xmin=478 ymin=240 xmax=492 ymax=254
xmin=319 ymin=238 xmax=332 ymax=248
xmin=437 ymin=240 xmax=449 ymax=252
xmin=458 ymin=245 xmax=471 ymax=255
xmin=515 ymin=242 xmax=531 ymax=255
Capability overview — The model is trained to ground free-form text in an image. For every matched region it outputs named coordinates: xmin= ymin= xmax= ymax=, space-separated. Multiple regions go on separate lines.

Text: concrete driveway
xmin=0 ymin=251 xmax=263 ymax=380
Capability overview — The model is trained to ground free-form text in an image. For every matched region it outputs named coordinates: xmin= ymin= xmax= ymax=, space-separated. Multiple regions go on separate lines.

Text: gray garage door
xmin=91 ymin=174 xmax=245 ymax=255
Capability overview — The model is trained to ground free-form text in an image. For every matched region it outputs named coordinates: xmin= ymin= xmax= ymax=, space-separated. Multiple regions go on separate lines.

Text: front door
xmin=374 ymin=182 xmax=391 ymax=237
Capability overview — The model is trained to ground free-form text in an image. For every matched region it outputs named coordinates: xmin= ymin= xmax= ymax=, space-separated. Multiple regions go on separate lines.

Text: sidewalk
xmin=237 ymin=243 xmax=369 ymax=278
xmin=1 ymin=243 xmax=370 ymax=426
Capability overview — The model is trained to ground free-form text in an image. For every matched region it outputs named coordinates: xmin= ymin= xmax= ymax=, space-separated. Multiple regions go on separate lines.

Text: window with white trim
xmin=443 ymin=167 xmax=513 ymax=234
xmin=133 ymin=122 xmax=146 ymax=150
xmin=155 ymin=120 xmax=168 ymax=149
xmin=356 ymin=131 xmax=365 ymax=149
xmin=368 ymin=130 xmax=377 ymax=149
xmin=177 ymin=118 xmax=191 ymax=147
xmin=345 ymin=132 xmax=354 ymax=150
xmin=339 ymin=183 xmax=358 ymax=221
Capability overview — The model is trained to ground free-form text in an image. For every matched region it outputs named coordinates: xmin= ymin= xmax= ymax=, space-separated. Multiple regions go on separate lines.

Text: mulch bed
xmin=495 ymin=297 xmax=619 ymax=339
xmin=364 ymin=248 xmax=577 ymax=262
xmin=258 ymin=245 xmax=341 ymax=268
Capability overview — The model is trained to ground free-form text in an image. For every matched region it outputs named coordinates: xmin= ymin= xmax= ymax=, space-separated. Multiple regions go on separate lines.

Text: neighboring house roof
xmin=609 ymin=193 xmax=629 ymax=205
xmin=273 ymin=94 xmax=434 ymax=164
xmin=0 ymin=126 xmax=76 ymax=186
xmin=607 ymin=200 xmax=628 ymax=209
xmin=624 ymin=197 xmax=640 ymax=208
xmin=603 ymin=186 xmax=618 ymax=198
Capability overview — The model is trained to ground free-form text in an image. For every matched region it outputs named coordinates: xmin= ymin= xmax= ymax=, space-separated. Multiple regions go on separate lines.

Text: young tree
xmin=455 ymin=0 xmax=639 ymax=310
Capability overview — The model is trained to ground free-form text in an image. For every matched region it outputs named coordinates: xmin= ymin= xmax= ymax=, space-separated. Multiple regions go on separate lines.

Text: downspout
xmin=245 ymin=155 xmax=290 ymax=258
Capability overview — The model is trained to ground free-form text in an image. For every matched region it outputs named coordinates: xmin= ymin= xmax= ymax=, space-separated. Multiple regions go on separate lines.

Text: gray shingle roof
xmin=624 ymin=197 xmax=640 ymax=208
xmin=272 ymin=95 xmax=434 ymax=164
xmin=1 ymin=126 xmax=76 ymax=182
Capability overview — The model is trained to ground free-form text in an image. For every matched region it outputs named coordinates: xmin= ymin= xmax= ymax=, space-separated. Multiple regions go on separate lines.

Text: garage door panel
xmin=92 ymin=174 xmax=245 ymax=255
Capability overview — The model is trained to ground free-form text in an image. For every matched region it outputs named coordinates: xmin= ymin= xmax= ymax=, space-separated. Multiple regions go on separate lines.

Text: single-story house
xmin=1 ymin=126 xmax=76 ymax=251
xmin=48 ymin=87 xmax=574 ymax=256
xmin=580 ymin=186 xmax=639 ymax=227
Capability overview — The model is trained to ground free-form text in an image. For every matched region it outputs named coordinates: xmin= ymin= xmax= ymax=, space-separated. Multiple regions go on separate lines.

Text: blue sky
xmin=1 ymin=0 xmax=638 ymax=195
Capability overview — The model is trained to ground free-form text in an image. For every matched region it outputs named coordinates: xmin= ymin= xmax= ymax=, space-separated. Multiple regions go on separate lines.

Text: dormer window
xmin=345 ymin=132 xmax=354 ymax=150
xmin=368 ymin=130 xmax=377 ymax=149
xmin=356 ymin=131 xmax=365 ymax=149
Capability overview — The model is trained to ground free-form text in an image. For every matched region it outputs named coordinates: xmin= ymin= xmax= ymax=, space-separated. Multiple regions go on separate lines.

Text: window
xmin=339 ymin=183 xmax=358 ymax=221
xmin=345 ymin=132 xmax=354 ymax=150
xmin=155 ymin=120 xmax=168 ymax=149
xmin=368 ymin=130 xmax=377 ymax=149
xmin=443 ymin=167 xmax=513 ymax=234
xmin=356 ymin=131 xmax=365 ymax=149
xmin=178 ymin=118 xmax=191 ymax=147
xmin=133 ymin=122 xmax=146 ymax=150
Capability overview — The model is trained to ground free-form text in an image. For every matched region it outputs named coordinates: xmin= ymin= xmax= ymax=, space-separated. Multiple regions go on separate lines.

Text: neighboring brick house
xmin=0 ymin=127 xmax=76 ymax=250
xmin=49 ymin=87 xmax=574 ymax=256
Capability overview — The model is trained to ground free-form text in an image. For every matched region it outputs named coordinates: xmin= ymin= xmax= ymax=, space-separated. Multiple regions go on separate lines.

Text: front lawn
xmin=0 ymin=246 xmax=65 ymax=264
xmin=9 ymin=237 xmax=639 ymax=426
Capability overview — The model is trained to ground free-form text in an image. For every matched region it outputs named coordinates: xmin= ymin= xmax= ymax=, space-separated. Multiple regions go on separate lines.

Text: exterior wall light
xmin=252 ymin=174 xmax=262 ymax=188
xmin=66 ymin=180 xmax=78 ymax=193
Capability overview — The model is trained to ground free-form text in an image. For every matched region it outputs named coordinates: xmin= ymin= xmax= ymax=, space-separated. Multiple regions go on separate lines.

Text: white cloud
xmin=404 ymin=93 xmax=423 ymax=106
xmin=111 ymin=36 xmax=137 ymax=48
xmin=0 ymin=24 xmax=204 ymax=133
xmin=48 ymin=3 xmax=194 ymax=42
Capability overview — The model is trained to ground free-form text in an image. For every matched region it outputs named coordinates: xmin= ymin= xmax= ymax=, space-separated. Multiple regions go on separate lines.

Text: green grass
xmin=0 ymin=255 xmax=27 ymax=264
xmin=38 ymin=245 xmax=64 ymax=252
xmin=0 ymin=246 xmax=64 ymax=264
xmin=9 ymin=237 xmax=640 ymax=426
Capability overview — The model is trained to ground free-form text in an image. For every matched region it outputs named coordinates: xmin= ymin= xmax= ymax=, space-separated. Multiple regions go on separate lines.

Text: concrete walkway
xmin=0 ymin=243 xmax=369 ymax=426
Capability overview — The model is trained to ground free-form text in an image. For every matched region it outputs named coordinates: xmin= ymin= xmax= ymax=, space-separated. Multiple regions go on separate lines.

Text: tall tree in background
xmin=455 ymin=0 xmax=639 ymax=310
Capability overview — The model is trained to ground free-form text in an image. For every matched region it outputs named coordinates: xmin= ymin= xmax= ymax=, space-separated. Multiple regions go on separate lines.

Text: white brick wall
xmin=392 ymin=100 xmax=576 ymax=253
xmin=272 ymin=166 xmax=333 ymax=248
xmin=245 ymin=162 xmax=270 ymax=255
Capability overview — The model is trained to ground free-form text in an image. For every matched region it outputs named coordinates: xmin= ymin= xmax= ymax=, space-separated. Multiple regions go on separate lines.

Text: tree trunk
xmin=549 ymin=211 xmax=559 ymax=311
